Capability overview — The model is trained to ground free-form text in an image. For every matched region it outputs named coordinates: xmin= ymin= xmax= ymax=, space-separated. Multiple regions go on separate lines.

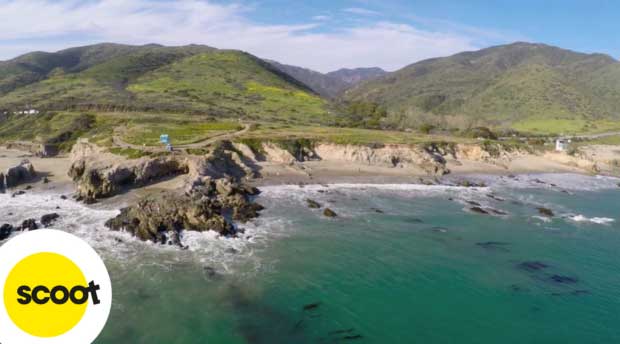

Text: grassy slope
xmin=0 ymin=45 xmax=330 ymax=125
xmin=345 ymin=42 xmax=620 ymax=133
xmin=127 ymin=51 xmax=329 ymax=123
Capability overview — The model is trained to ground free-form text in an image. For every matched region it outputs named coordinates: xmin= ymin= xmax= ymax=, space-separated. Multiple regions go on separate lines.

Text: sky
xmin=0 ymin=0 xmax=618 ymax=72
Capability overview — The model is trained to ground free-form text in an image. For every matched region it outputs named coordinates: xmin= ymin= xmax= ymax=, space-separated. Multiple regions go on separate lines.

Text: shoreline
xmin=1 ymin=144 xmax=617 ymax=203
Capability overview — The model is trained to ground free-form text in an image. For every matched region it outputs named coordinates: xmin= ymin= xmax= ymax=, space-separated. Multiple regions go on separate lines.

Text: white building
xmin=14 ymin=109 xmax=39 ymax=115
xmin=555 ymin=138 xmax=570 ymax=151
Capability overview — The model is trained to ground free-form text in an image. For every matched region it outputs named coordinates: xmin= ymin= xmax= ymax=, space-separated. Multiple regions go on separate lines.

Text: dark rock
xmin=40 ymin=213 xmax=60 ymax=227
xmin=105 ymin=179 xmax=261 ymax=246
xmin=24 ymin=185 xmax=32 ymax=190
xmin=19 ymin=219 xmax=38 ymax=231
xmin=306 ymin=199 xmax=322 ymax=209
xmin=43 ymin=177 xmax=50 ymax=184
xmin=323 ymin=208 xmax=337 ymax=217
xmin=572 ymin=290 xmax=590 ymax=296
xmin=476 ymin=241 xmax=510 ymax=251
xmin=371 ymin=208 xmax=384 ymax=214
xmin=60 ymin=195 xmax=68 ymax=200
xmin=470 ymin=207 xmax=489 ymax=215
xmin=343 ymin=335 xmax=363 ymax=340
xmin=0 ymin=224 xmax=13 ymax=240
xmin=303 ymin=302 xmax=321 ymax=311
xmin=11 ymin=191 xmax=26 ymax=198
xmin=489 ymin=208 xmax=508 ymax=216
xmin=466 ymin=200 xmax=481 ymax=206
xmin=203 ymin=266 xmax=219 ymax=280
xmin=5 ymin=160 xmax=36 ymax=188
xmin=232 ymin=202 xmax=264 ymax=222
xmin=517 ymin=261 xmax=549 ymax=272
xmin=550 ymin=275 xmax=578 ymax=284
xmin=486 ymin=194 xmax=505 ymax=202
xmin=537 ymin=207 xmax=555 ymax=217
xmin=458 ymin=180 xmax=486 ymax=188
xmin=0 ymin=172 xmax=4 ymax=192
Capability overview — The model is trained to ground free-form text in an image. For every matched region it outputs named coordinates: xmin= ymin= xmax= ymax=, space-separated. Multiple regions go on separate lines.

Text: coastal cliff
xmin=68 ymin=140 xmax=262 ymax=246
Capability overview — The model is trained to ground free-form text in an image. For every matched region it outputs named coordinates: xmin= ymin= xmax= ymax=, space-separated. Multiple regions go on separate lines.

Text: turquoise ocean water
xmin=1 ymin=173 xmax=619 ymax=343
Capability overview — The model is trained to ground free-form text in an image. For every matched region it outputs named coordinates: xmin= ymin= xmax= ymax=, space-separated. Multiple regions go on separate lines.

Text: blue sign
xmin=159 ymin=134 xmax=169 ymax=144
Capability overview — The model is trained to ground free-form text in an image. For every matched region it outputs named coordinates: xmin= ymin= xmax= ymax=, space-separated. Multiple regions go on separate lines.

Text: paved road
xmin=112 ymin=123 xmax=251 ymax=152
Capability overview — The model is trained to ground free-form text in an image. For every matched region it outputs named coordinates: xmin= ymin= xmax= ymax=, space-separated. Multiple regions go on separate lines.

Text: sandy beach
xmin=1 ymin=143 xmax=618 ymax=196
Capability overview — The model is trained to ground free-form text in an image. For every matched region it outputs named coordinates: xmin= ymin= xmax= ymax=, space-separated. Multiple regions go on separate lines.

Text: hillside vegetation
xmin=345 ymin=42 xmax=620 ymax=133
xmin=267 ymin=61 xmax=386 ymax=98
xmin=0 ymin=44 xmax=330 ymax=125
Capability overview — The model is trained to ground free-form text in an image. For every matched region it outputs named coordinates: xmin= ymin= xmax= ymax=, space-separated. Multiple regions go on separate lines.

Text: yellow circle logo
xmin=3 ymin=253 xmax=88 ymax=338
xmin=0 ymin=230 xmax=112 ymax=344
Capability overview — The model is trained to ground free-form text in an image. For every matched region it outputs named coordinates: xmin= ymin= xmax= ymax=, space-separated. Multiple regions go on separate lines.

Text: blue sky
xmin=0 ymin=0 xmax=618 ymax=72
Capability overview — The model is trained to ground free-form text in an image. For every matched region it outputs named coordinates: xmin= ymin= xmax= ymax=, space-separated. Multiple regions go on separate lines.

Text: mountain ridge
xmin=344 ymin=42 xmax=620 ymax=130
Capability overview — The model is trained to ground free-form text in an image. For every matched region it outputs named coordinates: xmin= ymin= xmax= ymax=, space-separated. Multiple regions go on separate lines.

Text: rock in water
xmin=0 ymin=172 xmax=5 ymax=192
xmin=40 ymin=213 xmax=60 ymax=227
xmin=537 ymin=207 xmax=555 ymax=217
xmin=550 ymin=275 xmax=579 ymax=284
xmin=0 ymin=224 xmax=13 ymax=240
xmin=306 ymin=199 xmax=322 ymax=209
xmin=517 ymin=261 xmax=549 ymax=272
xmin=470 ymin=207 xmax=489 ymax=215
xmin=105 ymin=178 xmax=262 ymax=246
xmin=5 ymin=160 xmax=36 ymax=188
xmin=323 ymin=208 xmax=338 ymax=217
xmin=11 ymin=191 xmax=26 ymax=198
xmin=19 ymin=219 xmax=38 ymax=231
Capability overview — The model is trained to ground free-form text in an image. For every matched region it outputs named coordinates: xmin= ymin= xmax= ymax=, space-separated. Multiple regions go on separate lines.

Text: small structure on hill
xmin=555 ymin=138 xmax=570 ymax=152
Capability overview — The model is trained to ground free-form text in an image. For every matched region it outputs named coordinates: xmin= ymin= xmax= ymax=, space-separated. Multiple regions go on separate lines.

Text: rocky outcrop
xmin=0 ymin=224 xmax=13 ymax=240
xmin=68 ymin=140 xmax=256 ymax=202
xmin=3 ymin=160 xmax=36 ymax=188
xmin=323 ymin=208 xmax=338 ymax=217
xmin=40 ymin=213 xmax=60 ymax=227
xmin=105 ymin=177 xmax=262 ymax=246
xmin=307 ymin=199 xmax=322 ymax=209
xmin=19 ymin=219 xmax=38 ymax=231
xmin=262 ymin=143 xmax=297 ymax=165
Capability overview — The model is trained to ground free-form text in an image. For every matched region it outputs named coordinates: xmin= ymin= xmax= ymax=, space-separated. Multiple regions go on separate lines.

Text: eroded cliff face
xmin=68 ymin=140 xmax=255 ymax=203
xmin=68 ymin=141 xmax=188 ymax=202
xmin=251 ymin=141 xmax=534 ymax=176
xmin=313 ymin=143 xmax=449 ymax=175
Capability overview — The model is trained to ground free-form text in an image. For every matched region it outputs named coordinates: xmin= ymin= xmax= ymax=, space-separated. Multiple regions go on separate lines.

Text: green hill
xmin=0 ymin=44 xmax=330 ymax=124
xmin=344 ymin=42 xmax=620 ymax=133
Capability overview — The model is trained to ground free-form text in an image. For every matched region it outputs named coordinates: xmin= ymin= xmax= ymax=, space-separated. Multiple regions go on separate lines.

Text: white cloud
xmin=343 ymin=7 xmax=380 ymax=16
xmin=312 ymin=15 xmax=331 ymax=21
xmin=0 ymin=0 xmax=503 ymax=72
